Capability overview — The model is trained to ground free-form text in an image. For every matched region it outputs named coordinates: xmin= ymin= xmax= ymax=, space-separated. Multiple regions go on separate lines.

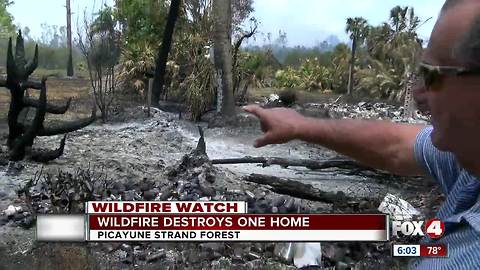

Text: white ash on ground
xmin=0 ymin=104 xmax=440 ymax=270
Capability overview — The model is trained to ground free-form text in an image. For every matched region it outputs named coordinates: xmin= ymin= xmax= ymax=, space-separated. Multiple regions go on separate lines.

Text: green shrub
xmin=274 ymin=58 xmax=330 ymax=91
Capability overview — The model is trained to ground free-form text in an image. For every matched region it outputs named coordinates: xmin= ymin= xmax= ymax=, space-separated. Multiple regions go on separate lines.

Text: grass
xmin=0 ymin=77 xmax=93 ymax=124
xmin=0 ymin=67 xmax=92 ymax=121
xmin=0 ymin=70 xmax=146 ymax=127
xmin=32 ymin=68 xmax=90 ymax=80
xmin=0 ymin=79 xmax=10 ymax=123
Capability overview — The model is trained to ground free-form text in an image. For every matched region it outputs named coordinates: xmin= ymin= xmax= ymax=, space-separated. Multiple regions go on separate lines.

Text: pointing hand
xmin=243 ymin=105 xmax=306 ymax=147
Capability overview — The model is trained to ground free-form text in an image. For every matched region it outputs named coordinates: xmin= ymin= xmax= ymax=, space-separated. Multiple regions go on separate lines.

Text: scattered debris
xmin=293 ymin=243 xmax=322 ymax=268
xmin=146 ymin=249 xmax=166 ymax=262
xmin=378 ymin=193 xmax=422 ymax=221
xmin=266 ymin=94 xmax=280 ymax=104
xmin=3 ymin=205 xmax=22 ymax=216
xmin=274 ymin=242 xmax=295 ymax=263
xmin=303 ymin=101 xmax=430 ymax=123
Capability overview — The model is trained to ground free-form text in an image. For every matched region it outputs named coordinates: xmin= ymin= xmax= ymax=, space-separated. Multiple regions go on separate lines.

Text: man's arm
xmin=243 ymin=105 xmax=426 ymax=176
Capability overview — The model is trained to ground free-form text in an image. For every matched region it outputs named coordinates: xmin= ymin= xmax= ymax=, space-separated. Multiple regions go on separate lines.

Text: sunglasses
xmin=418 ymin=62 xmax=480 ymax=89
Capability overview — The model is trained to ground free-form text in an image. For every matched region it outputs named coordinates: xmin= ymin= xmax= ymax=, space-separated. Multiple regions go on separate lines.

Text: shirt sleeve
xmin=414 ymin=126 xmax=461 ymax=194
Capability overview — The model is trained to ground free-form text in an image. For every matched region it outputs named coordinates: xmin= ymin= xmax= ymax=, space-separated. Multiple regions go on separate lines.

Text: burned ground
xmin=0 ymin=79 xmax=442 ymax=270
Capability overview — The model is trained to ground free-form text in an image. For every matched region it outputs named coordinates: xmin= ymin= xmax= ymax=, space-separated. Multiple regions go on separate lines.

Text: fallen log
xmin=242 ymin=173 xmax=382 ymax=209
xmin=212 ymin=156 xmax=372 ymax=170
xmin=242 ymin=173 xmax=347 ymax=204
xmin=211 ymin=156 xmax=397 ymax=179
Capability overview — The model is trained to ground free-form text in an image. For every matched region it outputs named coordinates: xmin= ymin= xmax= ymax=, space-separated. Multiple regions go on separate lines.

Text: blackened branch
xmin=20 ymin=80 xmax=43 ymax=91
xmin=37 ymin=108 xmax=96 ymax=136
xmin=30 ymin=135 xmax=67 ymax=163
xmin=24 ymin=97 xmax=72 ymax=114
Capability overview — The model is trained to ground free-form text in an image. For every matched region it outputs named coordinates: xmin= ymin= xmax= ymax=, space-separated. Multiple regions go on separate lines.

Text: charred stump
xmin=0 ymin=31 xmax=96 ymax=162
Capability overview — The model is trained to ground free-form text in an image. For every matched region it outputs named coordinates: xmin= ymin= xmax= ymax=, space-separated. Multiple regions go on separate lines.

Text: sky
xmin=7 ymin=0 xmax=444 ymax=47
xmin=8 ymin=0 xmax=114 ymax=39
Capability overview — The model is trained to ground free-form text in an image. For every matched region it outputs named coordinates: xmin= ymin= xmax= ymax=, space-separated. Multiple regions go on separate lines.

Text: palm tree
xmin=357 ymin=58 xmax=399 ymax=99
xmin=365 ymin=23 xmax=393 ymax=60
xmin=212 ymin=0 xmax=236 ymax=118
xmin=348 ymin=6 xmax=424 ymax=102
xmin=388 ymin=6 xmax=422 ymax=100
xmin=390 ymin=6 xmax=408 ymax=33
xmin=346 ymin=17 xmax=368 ymax=95
xmin=406 ymin=7 xmax=421 ymax=33
xmin=390 ymin=6 xmax=420 ymax=35
xmin=357 ymin=9 xmax=422 ymax=102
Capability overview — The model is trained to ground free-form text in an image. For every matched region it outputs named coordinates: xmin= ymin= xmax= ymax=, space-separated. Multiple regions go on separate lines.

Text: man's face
xmin=423 ymin=2 xmax=480 ymax=168
xmin=412 ymin=80 xmax=429 ymax=115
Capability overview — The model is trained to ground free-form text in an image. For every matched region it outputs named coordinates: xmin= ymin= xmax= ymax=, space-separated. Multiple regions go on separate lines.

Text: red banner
xmin=88 ymin=214 xmax=387 ymax=230
xmin=420 ymin=244 xmax=448 ymax=257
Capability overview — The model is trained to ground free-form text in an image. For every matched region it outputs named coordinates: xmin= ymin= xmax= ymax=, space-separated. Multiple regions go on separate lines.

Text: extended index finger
xmin=242 ymin=105 xmax=266 ymax=119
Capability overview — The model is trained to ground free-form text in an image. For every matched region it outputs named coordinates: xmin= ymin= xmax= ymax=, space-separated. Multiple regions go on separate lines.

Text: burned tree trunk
xmin=212 ymin=0 xmax=236 ymax=118
xmin=232 ymin=23 xmax=257 ymax=97
xmin=152 ymin=0 xmax=181 ymax=106
xmin=347 ymin=36 xmax=356 ymax=96
xmin=0 ymin=31 xmax=96 ymax=162
xmin=66 ymin=0 xmax=74 ymax=77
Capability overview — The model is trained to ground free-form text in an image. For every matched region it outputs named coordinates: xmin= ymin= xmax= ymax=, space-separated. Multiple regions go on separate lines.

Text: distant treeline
xmin=0 ymin=25 xmax=84 ymax=71
xmin=244 ymin=33 xmax=343 ymax=67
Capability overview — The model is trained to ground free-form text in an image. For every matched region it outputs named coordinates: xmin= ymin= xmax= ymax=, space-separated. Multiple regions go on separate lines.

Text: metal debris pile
xmin=317 ymin=101 xmax=430 ymax=123
xmin=262 ymin=94 xmax=430 ymax=124
xmin=296 ymin=102 xmax=428 ymax=124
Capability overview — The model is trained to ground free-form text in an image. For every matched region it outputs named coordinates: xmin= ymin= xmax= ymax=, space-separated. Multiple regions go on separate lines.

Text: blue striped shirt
xmin=410 ymin=126 xmax=480 ymax=270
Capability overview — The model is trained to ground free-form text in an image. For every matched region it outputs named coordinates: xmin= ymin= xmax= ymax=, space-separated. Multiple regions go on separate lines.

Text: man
xmin=244 ymin=0 xmax=480 ymax=269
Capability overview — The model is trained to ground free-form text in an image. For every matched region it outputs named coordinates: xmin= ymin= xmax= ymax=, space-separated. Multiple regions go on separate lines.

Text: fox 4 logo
xmin=392 ymin=219 xmax=445 ymax=239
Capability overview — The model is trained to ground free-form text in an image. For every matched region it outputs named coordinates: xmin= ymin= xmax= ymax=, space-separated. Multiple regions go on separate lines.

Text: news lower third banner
xmin=36 ymin=201 xmax=389 ymax=242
